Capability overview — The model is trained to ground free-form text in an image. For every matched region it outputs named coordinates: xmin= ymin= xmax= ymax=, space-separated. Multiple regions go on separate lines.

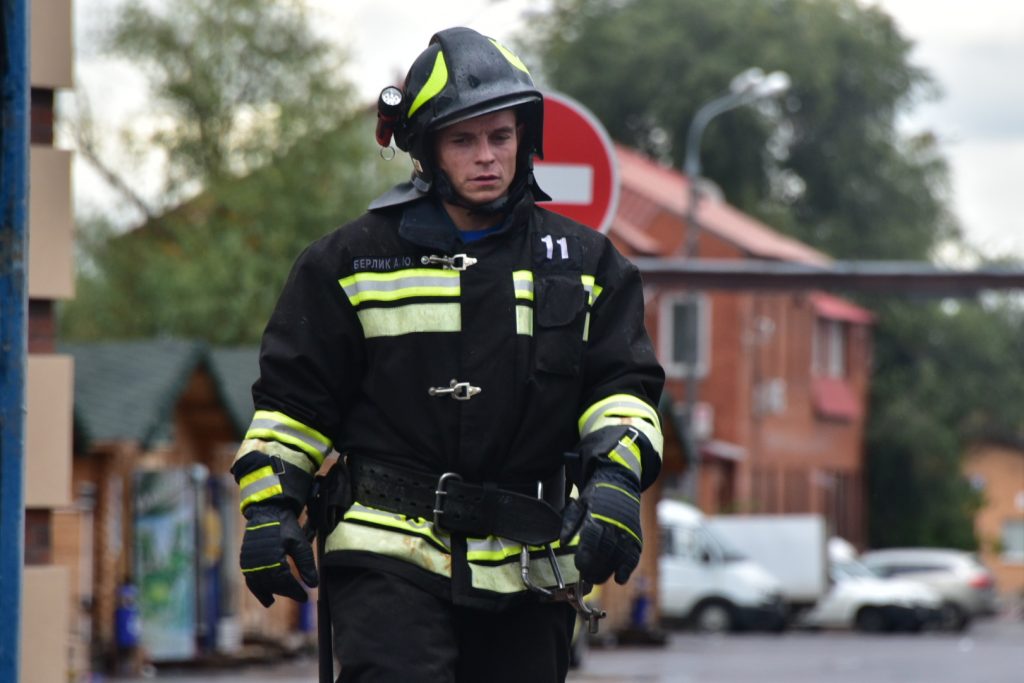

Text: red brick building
xmin=613 ymin=145 xmax=874 ymax=540
xmin=594 ymin=146 xmax=874 ymax=635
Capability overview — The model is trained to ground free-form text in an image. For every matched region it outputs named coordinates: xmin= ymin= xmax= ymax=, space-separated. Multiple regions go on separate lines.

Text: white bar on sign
xmin=533 ymin=163 xmax=593 ymax=205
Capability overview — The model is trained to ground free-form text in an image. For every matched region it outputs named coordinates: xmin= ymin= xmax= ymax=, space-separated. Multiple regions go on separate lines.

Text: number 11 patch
xmin=534 ymin=233 xmax=581 ymax=269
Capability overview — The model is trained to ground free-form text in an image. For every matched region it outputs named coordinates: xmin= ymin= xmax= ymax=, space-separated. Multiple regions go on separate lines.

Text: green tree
xmin=61 ymin=0 xmax=406 ymax=344
xmin=521 ymin=0 xmax=958 ymax=259
xmin=521 ymin=0 xmax=1024 ymax=548
xmin=864 ymin=297 xmax=1024 ymax=548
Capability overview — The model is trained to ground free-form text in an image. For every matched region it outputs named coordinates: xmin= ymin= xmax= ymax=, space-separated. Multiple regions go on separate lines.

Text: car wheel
xmin=692 ymin=601 xmax=734 ymax=634
xmin=938 ymin=602 xmax=971 ymax=632
xmin=855 ymin=606 xmax=887 ymax=633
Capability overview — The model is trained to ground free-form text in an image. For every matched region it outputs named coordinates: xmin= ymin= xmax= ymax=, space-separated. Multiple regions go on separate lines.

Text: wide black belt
xmin=346 ymin=457 xmax=564 ymax=546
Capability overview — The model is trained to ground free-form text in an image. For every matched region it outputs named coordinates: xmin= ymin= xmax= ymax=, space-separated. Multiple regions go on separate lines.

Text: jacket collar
xmin=395 ymin=195 xmax=536 ymax=252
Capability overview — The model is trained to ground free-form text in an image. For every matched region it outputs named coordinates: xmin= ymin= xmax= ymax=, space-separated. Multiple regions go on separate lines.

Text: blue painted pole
xmin=0 ymin=1 xmax=30 ymax=680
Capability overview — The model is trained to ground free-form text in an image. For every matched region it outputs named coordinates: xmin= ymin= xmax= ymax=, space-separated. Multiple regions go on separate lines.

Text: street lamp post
xmin=679 ymin=67 xmax=790 ymax=505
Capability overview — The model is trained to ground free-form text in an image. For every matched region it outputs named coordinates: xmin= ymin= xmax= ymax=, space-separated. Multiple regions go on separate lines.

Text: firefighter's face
xmin=434 ymin=109 xmax=520 ymax=206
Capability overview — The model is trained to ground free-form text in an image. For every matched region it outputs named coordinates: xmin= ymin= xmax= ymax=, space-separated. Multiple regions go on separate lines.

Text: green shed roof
xmin=61 ymin=339 xmax=260 ymax=451
xmin=208 ymin=346 xmax=260 ymax=435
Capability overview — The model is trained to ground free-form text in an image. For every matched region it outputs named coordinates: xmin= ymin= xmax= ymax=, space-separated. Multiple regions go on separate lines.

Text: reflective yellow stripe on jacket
xmin=339 ymin=269 xmax=461 ymax=338
xmin=512 ymin=271 xmax=603 ymax=339
xmin=325 ymin=503 xmax=580 ymax=593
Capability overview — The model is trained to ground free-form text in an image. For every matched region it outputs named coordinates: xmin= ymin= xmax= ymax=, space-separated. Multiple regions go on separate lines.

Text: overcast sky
xmin=72 ymin=0 xmax=1024 ymax=259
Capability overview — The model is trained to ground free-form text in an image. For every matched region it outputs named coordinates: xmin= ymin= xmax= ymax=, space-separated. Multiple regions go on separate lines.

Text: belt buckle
xmin=432 ymin=472 xmax=462 ymax=530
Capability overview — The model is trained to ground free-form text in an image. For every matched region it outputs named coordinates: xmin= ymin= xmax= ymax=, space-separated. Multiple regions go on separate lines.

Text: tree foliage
xmin=521 ymin=0 xmax=1024 ymax=548
xmin=864 ymin=297 xmax=1024 ymax=548
xmin=520 ymin=0 xmax=958 ymax=260
xmin=61 ymin=0 xmax=407 ymax=344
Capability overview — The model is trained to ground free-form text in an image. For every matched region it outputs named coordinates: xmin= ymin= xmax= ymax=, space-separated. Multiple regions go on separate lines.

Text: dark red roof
xmin=613 ymin=145 xmax=830 ymax=265
xmin=810 ymin=292 xmax=875 ymax=325
xmin=811 ymin=377 xmax=862 ymax=422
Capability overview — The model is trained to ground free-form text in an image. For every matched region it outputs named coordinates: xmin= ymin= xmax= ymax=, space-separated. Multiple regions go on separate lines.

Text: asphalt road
xmin=570 ymin=614 xmax=1024 ymax=683
xmin=107 ymin=612 xmax=1023 ymax=683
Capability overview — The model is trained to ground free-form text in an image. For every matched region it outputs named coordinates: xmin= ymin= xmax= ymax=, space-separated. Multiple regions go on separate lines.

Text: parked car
xmin=859 ymin=548 xmax=999 ymax=631
xmin=798 ymin=539 xmax=942 ymax=633
xmin=658 ymin=500 xmax=787 ymax=633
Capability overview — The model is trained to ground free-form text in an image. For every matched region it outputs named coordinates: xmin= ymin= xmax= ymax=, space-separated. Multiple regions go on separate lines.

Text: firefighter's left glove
xmin=240 ymin=501 xmax=319 ymax=608
xmin=560 ymin=444 xmax=643 ymax=585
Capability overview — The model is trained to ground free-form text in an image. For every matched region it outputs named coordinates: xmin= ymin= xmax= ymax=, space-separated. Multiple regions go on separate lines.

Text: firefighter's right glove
xmin=560 ymin=454 xmax=643 ymax=585
xmin=239 ymin=501 xmax=319 ymax=608
xmin=232 ymin=451 xmax=318 ymax=607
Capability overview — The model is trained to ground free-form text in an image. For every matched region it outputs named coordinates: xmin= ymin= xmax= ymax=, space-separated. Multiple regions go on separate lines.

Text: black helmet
xmin=386 ymin=27 xmax=547 ymax=207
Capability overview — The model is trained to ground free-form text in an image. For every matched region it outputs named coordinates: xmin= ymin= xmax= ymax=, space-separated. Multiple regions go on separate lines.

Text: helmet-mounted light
xmin=375 ymin=85 xmax=405 ymax=155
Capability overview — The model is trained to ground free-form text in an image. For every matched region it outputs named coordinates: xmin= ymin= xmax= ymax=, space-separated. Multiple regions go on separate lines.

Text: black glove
xmin=240 ymin=502 xmax=319 ymax=607
xmin=560 ymin=458 xmax=642 ymax=585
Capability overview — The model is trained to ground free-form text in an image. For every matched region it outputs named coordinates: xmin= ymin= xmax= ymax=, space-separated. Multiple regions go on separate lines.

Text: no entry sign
xmin=534 ymin=91 xmax=620 ymax=233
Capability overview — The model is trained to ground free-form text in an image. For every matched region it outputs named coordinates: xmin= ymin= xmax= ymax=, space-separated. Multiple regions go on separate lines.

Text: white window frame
xmin=1001 ymin=519 xmax=1024 ymax=564
xmin=659 ymin=291 xmax=710 ymax=379
xmin=812 ymin=317 xmax=847 ymax=378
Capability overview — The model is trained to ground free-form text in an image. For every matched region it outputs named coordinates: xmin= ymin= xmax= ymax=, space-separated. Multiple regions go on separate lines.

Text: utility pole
xmin=0 ymin=1 xmax=30 ymax=680
xmin=680 ymin=68 xmax=790 ymax=505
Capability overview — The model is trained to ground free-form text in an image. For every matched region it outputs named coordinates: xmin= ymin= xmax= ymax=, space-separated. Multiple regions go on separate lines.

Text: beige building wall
xmin=28 ymin=146 xmax=75 ymax=300
xmin=964 ymin=444 xmax=1024 ymax=596
xmin=23 ymin=1 xmax=75 ymax=682
xmin=30 ymin=0 xmax=74 ymax=88
xmin=20 ymin=567 xmax=71 ymax=683
xmin=25 ymin=355 xmax=74 ymax=508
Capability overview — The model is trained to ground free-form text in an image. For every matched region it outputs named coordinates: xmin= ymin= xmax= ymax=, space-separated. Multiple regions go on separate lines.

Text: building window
xmin=659 ymin=292 xmax=710 ymax=378
xmin=1002 ymin=519 xmax=1024 ymax=563
xmin=812 ymin=318 xmax=847 ymax=378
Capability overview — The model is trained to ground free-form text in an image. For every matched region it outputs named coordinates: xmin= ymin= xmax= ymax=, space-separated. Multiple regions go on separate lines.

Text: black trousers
xmin=327 ymin=567 xmax=576 ymax=683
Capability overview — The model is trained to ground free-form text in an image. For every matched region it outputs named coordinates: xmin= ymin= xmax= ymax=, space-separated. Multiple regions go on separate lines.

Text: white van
xmin=658 ymin=499 xmax=786 ymax=632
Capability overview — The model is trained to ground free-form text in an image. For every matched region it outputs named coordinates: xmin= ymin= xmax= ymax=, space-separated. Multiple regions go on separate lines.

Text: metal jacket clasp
xmin=428 ymin=379 xmax=481 ymax=400
xmin=421 ymin=254 xmax=478 ymax=271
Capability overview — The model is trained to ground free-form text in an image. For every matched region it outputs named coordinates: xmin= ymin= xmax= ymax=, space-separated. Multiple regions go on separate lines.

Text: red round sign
xmin=535 ymin=91 xmax=620 ymax=233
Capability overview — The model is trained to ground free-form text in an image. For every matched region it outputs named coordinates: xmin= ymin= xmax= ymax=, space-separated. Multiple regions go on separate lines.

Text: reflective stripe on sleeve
xmin=236 ymin=438 xmax=317 ymax=475
xmin=578 ymin=394 xmax=664 ymax=460
xmin=238 ymin=465 xmax=283 ymax=512
xmin=244 ymin=410 xmax=332 ymax=467
xmin=609 ymin=436 xmax=643 ymax=479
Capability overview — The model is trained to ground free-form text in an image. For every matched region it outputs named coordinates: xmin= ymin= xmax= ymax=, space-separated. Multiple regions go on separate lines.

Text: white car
xmin=799 ymin=539 xmax=942 ymax=632
xmin=859 ymin=547 xmax=999 ymax=631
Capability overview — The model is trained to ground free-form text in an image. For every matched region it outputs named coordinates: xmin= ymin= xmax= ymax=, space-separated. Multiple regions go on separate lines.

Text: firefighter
xmin=230 ymin=27 xmax=665 ymax=682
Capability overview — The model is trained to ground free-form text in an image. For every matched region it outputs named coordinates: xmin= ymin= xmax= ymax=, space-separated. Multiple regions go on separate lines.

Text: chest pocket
xmin=533 ymin=272 xmax=587 ymax=376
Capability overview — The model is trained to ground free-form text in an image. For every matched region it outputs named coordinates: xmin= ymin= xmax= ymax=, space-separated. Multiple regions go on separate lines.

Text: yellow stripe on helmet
xmin=408 ymin=50 xmax=448 ymax=118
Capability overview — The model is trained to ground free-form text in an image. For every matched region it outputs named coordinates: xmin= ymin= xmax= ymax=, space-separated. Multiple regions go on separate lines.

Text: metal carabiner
xmin=518 ymin=482 xmax=607 ymax=633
